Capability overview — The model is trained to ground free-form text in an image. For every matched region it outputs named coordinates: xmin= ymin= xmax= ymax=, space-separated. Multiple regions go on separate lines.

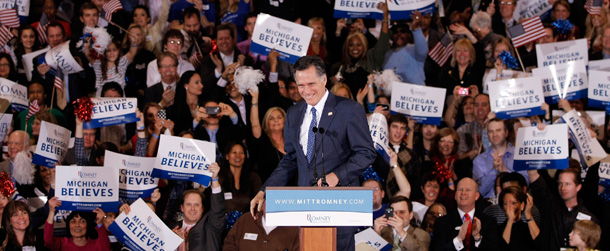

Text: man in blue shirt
xmin=472 ymin=118 xmax=528 ymax=199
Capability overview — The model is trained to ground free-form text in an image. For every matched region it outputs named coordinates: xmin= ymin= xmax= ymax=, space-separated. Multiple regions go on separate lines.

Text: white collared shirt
xmin=161 ymin=81 xmax=177 ymax=91
xmin=299 ymin=90 xmax=329 ymax=156
xmin=453 ymin=208 xmax=482 ymax=250
xmin=230 ymin=96 xmax=247 ymax=125
xmin=393 ymin=224 xmax=410 ymax=242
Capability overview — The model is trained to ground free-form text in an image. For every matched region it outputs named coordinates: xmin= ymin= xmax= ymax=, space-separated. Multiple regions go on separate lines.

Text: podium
xmin=265 ymin=187 xmax=373 ymax=251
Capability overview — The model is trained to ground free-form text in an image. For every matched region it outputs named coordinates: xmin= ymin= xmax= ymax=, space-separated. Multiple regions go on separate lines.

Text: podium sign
xmin=265 ymin=187 xmax=372 ymax=227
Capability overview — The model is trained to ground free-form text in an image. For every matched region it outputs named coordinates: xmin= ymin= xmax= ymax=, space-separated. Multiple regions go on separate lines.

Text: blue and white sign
xmin=265 ymin=188 xmax=373 ymax=226
xmin=513 ymin=0 xmax=552 ymax=21
xmin=38 ymin=41 xmax=83 ymax=75
xmin=152 ymin=135 xmax=215 ymax=186
xmin=83 ymin=98 xmax=138 ymax=129
xmin=22 ymin=47 xmax=49 ymax=81
xmin=104 ymin=151 xmax=159 ymax=200
xmin=390 ymin=82 xmax=446 ymax=125
xmin=489 ymin=77 xmax=545 ymax=119
xmin=333 ymin=0 xmax=383 ymax=19
xmin=0 ymin=78 xmax=27 ymax=111
xmin=532 ymin=60 xmax=587 ymax=104
xmin=563 ymin=110 xmax=607 ymax=167
xmin=388 ymin=0 xmax=436 ymax=18
xmin=0 ymin=113 xmax=12 ymax=144
xmin=55 ymin=165 xmax=119 ymax=212
xmin=536 ymin=39 xmax=588 ymax=68
xmin=355 ymin=228 xmax=392 ymax=251
xmin=599 ymin=157 xmax=610 ymax=187
xmin=33 ymin=121 xmax=70 ymax=168
xmin=514 ymin=124 xmax=569 ymax=171
xmin=587 ymin=70 xmax=610 ymax=108
xmin=108 ymin=198 xmax=183 ymax=251
xmin=589 ymin=59 xmax=610 ymax=71
xmin=368 ymin=113 xmax=390 ymax=163
xmin=16 ymin=0 xmax=29 ymax=17
xmin=250 ymin=13 xmax=313 ymax=64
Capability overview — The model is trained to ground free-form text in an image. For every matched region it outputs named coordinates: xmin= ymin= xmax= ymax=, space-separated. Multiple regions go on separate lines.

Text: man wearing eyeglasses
xmin=373 ymin=196 xmax=430 ymax=251
xmin=491 ymin=0 xmax=517 ymax=38
xmin=146 ymin=30 xmax=195 ymax=88
xmin=144 ymin=52 xmax=180 ymax=108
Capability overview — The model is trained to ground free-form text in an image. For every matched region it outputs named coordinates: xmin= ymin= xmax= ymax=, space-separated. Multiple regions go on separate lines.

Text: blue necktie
xmin=306 ymin=107 xmax=317 ymax=163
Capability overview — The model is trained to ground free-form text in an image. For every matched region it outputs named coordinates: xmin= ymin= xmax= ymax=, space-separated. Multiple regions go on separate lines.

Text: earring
xmin=186 ymin=87 xmax=189 ymax=90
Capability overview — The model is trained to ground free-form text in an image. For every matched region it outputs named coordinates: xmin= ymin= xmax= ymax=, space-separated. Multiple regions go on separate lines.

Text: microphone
xmin=317 ymin=127 xmax=329 ymax=187
xmin=310 ymin=126 xmax=320 ymax=186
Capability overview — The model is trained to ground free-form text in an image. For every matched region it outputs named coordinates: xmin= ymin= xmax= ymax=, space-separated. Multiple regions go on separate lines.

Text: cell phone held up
xmin=458 ymin=87 xmax=469 ymax=96
xmin=206 ymin=106 xmax=221 ymax=115
xmin=385 ymin=207 xmax=394 ymax=219
xmin=157 ymin=109 xmax=167 ymax=120
xmin=377 ymin=104 xmax=390 ymax=111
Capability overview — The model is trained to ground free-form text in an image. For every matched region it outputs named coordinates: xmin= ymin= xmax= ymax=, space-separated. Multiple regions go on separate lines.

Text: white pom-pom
xmin=84 ymin=26 xmax=113 ymax=55
xmin=12 ymin=151 xmax=35 ymax=185
xmin=374 ymin=69 xmax=401 ymax=97
xmin=233 ymin=66 xmax=265 ymax=95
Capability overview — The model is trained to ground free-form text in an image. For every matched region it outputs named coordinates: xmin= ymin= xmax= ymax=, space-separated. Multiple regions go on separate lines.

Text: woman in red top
xmin=44 ymin=197 xmax=111 ymax=251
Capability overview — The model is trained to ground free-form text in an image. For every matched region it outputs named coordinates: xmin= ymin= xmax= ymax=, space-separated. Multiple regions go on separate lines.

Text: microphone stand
xmin=318 ymin=127 xmax=328 ymax=187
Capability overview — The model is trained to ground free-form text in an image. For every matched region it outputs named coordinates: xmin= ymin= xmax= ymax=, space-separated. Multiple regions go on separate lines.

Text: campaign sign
xmin=334 ymin=0 xmax=383 ymax=19
xmin=0 ymin=78 xmax=27 ymax=111
xmin=108 ymin=198 xmax=183 ymax=251
xmin=83 ymin=98 xmax=138 ymax=129
xmin=22 ymin=47 xmax=50 ymax=81
xmin=489 ymin=77 xmax=545 ymax=119
xmin=513 ymin=0 xmax=552 ymax=21
xmin=16 ymin=0 xmax=29 ymax=17
xmin=104 ymin=151 xmax=159 ymax=200
xmin=265 ymin=187 xmax=373 ymax=226
xmin=32 ymin=121 xmax=71 ymax=168
xmin=355 ymin=228 xmax=392 ymax=251
xmin=38 ymin=41 xmax=84 ymax=75
xmin=152 ymin=135 xmax=215 ymax=186
xmin=0 ymin=113 xmax=12 ymax=144
xmin=368 ymin=113 xmax=390 ymax=163
xmin=587 ymin=70 xmax=610 ymax=108
xmin=589 ymin=59 xmax=610 ymax=71
xmin=563 ymin=110 xmax=607 ymax=167
xmin=482 ymin=69 xmax=530 ymax=94
xmin=532 ymin=60 xmax=587 ymax=104
xmin=514 ymin=124 xmax=569 ymax=171
xmin=55 ymin=165 xmax=119 ymax=212
xmin=250 ymin=13 xmax=313 ymax=64
xmin=390 ymin=82 xmax=446 ymax=125
xmin=388 ymin=0 xmax=436 ymax=18
xmin=536 ymin=39 xmax=588 ymax=68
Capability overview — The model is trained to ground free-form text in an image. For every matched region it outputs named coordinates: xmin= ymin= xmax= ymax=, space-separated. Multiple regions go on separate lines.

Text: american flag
xmin=509 ymin=17 xmax=546 ymax=48
xmin=102 ymin=0 xmax=123 ymax=21
xmin=54 ymin=69 xmax=63 ymax=91
xmin=37 ymin=17 xmax=49 ymax=44
xmin=0 ymin=9 xmax=19 ymax=28
xmin=26 ymin=100 xmax=39 ymax=121
xmin=585 ymin=0 xmax=603 ymax=15
xmin=0 ymin=25 xmax=13 ymax=48
xmin=428 ymin=33 xmax=454 ymax=67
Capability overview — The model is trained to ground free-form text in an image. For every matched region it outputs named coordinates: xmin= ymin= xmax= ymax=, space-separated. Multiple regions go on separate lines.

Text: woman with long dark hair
xmin=219 ymin=141 xmax=262 ymax=214
xmin=167 ymin=71 xmax=206 ymax=135
xmin=0 ymin=200 xmax=44 ymax=250
xmin=13 ymin=26 xmax=42 ymax=84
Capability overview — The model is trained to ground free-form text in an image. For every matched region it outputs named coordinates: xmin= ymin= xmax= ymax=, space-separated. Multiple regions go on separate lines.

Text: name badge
xmin=576 ymin=212 xmax=591 ymax=221
xmin=244 ymin=233 xmax=258 ymax=240
xmin=224 ymin=192 xmax=233 ymax=200
xmin=146 ymin=35 xmax=152 ymax=41
xmin=136 ymin=63 xmax=146 ymax=70
xmin=202 ymin=4 xmax=210 ymax=10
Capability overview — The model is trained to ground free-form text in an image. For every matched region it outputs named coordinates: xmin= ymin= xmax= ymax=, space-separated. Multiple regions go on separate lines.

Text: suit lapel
xmin=293 ymin=102 xmax=307 ymax=161
xmin=316 ymin=93 xmax=337 ymax=150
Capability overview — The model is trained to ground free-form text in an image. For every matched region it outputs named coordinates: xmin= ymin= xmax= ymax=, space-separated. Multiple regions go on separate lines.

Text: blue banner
xmin=389 ymin=1 xmax=436 ymax=19
xmin=513 ymin=124 xmax=570 ymax=171
xmin=587 ymin=70 xmax=610 ymax=109
xmin=333 ymin=0 xmax=384 ymax=19
xmin=152 ymin=135 xmax=216 ymax=185
xmin=105 ymin=151 xmax=159 ymax=200
xmin=58 ymin=201 xmax=118 ymax=212
xmin=151 ymin=168 xmax=212 ymax=185
xmin=495 ymin=107 xmax=545 ymax=120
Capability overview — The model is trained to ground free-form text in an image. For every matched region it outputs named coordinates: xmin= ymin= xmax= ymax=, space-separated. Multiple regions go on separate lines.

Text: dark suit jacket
xmin=168 ymin=192 xmax=225 ymax=251
xmin=430 ymin=209 xmax=499 ymax=251
xmin=199 ymin=50 xmax=253 ymax=95
xmin=144 ymin=82 xmax=165 ymax=105
xmin=193 ymin=116 xmax=246 ymax=155
xmin=263 ymin=92 xmax=376 ymax=187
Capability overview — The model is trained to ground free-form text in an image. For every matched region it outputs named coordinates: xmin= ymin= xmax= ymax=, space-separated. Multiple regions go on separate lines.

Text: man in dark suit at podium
xmin=430 ymin=178 xmax=499 ymax=251
xmin=250 ymin=56 xmax=376 ymax=251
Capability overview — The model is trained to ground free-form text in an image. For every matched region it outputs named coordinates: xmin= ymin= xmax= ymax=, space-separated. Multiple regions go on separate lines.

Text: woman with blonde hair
xmin=439 ymin=38 xmax=483 ymax=98
xmin=249 ymin=88 xmax=287 ymax=183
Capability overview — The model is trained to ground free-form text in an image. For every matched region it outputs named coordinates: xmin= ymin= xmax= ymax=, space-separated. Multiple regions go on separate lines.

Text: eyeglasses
xmin=159 ymin=64 xmax=177 ymax=69
xmin=168 ymin=40 xmax=182 ymax=45
xmin=499 ymin=1 xmax=514 ymax=5
xmin=0 ymin=63 xmax=10 ymax=67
